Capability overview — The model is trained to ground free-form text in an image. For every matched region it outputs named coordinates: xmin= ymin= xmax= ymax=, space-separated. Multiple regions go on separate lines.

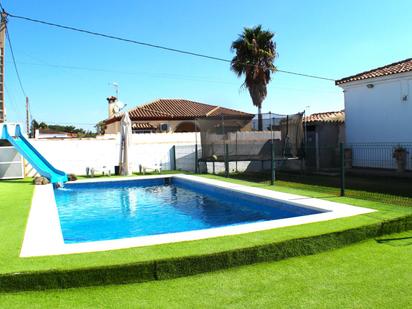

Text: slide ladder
xmin=1 ymin=124 xmax=68 ymax=184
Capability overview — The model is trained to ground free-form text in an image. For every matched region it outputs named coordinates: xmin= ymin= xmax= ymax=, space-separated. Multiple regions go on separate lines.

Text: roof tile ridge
xmin=336 ymin=58 xmax=412 ymax=84
xmin=206 ymin=106 xmax=220 ymax=116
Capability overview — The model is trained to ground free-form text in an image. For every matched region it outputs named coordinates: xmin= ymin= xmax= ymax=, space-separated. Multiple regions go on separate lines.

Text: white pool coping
xmin=20 ymin=174 xmax=375 ymax=257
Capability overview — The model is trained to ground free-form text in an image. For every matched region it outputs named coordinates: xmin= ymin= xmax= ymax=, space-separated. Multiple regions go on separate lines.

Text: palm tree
xmin=231 ymin=25 xmax=276 ymax=131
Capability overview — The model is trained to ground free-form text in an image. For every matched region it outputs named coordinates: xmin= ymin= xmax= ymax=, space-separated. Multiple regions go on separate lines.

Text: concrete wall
xmin=26 ymin=133 xmax=200 ymax=176
xmin=24 ymin=130 xmax=300 ymax=177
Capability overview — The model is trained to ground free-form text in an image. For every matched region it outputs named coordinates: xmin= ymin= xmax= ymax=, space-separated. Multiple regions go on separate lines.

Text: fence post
xmin=340 ymin=142 xmax=345 ymax=196
xmin=270 ymin=111 xmax=275 ymax=185
xmin=195 ymin=143 xmax=198 ymax=174
xmin=224 ymin=143 xmax=229 ymax=177
xmin=235 ymin=131 xmax=238 ymax=173
xmin=172 ymin=145 xmax=176 ymax=170
xmin=194 ymin=119 xmax=198 ymax=174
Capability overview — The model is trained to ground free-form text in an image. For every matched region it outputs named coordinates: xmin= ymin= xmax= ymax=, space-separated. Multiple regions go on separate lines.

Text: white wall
xmin=24 ymin=131 xmax=297 ymax=177
xmin=341 ymin=72 xmax=412 ymax=144
xmin=26 ymin=133 xmax=199 ymax=176
xmin=340 ymin=72 xmax=412 ymax=170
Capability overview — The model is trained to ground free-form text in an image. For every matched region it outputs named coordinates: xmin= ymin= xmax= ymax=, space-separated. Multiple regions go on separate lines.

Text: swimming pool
xmin=55 ymin=177 xmax=324 ymax=244
xmin=20 ymin=175 xmax=375 ymax=257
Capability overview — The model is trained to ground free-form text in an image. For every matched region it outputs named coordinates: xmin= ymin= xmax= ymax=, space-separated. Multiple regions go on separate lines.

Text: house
xmin=304 ymin=110 xmax=345 ymax=170
xmin=103 ymin=98 xmax=254 ymax=134
xmin=336 ymin=58 xmax=412 ymax=143
xmin=336 ymin=58 xmax=412 ymax=170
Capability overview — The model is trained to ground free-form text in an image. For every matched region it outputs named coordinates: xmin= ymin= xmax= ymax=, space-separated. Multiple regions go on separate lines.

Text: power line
xmin=11 ymin=60 xmax=237 ymax=83
xmin=7 ymin=13 xmax=232 ymax=63
xmin=11 ymin=59 xmax=338 ymax=93
xmin=6 ymin=11 xmax=335 ymax=81
xmin=6 ymin=27 xmax=27 ymax=97
xmin=4 ymin=83 xmax=24 ymax=120
xmin=275 ymin=69 xmax=336 ymax=81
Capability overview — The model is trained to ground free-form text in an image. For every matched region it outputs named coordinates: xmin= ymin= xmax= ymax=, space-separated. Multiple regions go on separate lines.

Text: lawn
xmin=0 ymin=231 xmax=411 ymax=308
xmin=212 ymin=171 xmax=412 ymax=206
xmin=0 ymin=173 xmax=411 ymax=291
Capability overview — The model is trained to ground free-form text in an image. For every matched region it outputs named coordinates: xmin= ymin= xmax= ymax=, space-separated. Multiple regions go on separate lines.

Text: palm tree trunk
xmin=258 ymin=106 xmax=263 ymax=131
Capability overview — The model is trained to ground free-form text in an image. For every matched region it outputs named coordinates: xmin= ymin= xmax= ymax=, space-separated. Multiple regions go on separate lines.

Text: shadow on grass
xmin=288 ymin=195 xmax=340 ymax=201
xmin=376 ymin=236 xmax=412 ymax=247
xmin=223 ymin=171 xmax=412 ymax=207
xmin=276 ymin=171 xmax=412 ymax=198
xmin=0 ymin=178 xmax=33 ymax=185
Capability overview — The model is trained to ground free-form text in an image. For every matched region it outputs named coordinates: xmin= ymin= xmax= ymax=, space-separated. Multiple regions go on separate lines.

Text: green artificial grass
xmin=0 ymin=173 xmax=411 ymax=291
xmin=1 ymin=231 xmax=411 ymax=308
xmin=0 ymin=178 xmax=34 ymax=262
xmin=224 ymin=171 xmax=412 ymax=206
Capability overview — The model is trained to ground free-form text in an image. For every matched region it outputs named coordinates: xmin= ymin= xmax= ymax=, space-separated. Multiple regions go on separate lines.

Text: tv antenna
xmin=109 ymin=82 xmax=119 ymax=98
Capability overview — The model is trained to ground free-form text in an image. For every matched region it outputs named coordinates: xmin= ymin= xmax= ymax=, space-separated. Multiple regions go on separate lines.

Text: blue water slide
xmin=1 ymin=124 xmax=68 ymax=184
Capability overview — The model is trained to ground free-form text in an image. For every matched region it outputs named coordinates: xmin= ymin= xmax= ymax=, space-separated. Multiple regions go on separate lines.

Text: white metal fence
xmin=349 ymin=143 xmax=412 ymax=171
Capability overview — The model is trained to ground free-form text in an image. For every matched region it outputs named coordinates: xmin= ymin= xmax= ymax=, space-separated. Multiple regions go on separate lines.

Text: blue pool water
xmin=54 ymin=177 xmax=324 ymax=244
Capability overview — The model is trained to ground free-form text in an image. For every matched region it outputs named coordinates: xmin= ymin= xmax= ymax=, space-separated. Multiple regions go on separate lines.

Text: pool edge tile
xmin=20 ymin=174 xmax=376 ymax=257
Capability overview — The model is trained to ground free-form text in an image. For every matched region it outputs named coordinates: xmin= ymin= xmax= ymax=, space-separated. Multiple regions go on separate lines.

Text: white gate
xmin=0 ymin=146 xmax=24 ymax=179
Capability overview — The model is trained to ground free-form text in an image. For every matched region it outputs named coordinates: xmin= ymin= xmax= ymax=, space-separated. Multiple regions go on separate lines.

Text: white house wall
xmin=342 ymin=73 xmax=412 ymax=143
xmin=340 ymin=72 xmax=412 ymax=170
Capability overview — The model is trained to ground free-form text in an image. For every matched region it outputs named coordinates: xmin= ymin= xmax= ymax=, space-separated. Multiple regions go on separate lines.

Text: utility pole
xmin=26 ymin=96 xmax=30 ymax=135
xmin=0 ymin=11 xmax=7 ymax=123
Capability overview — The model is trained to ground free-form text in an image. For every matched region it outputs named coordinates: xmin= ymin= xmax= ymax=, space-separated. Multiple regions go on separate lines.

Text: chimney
xmin=107 ymin=96 xmax=117 ymax=118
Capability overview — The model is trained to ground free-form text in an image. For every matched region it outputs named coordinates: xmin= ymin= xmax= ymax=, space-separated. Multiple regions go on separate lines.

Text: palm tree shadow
xmin=375 ymin=236 xmax=412 ymax=247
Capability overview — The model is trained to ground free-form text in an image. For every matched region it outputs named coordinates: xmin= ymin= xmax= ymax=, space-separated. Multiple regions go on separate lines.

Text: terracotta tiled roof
xmin=140 ymin=99 xmax=215 ymax=117
xmin=129 ymin=106 xmax=172 ymax=119
xmin=131 ymin=122 xmax=156 ymax=130
xmin=336 ymin=58 xmax=412 ymax=85
xmin=104 ymin=99 xmax=253 ymax=124
xmin=304 ymin=110 xmax=344 ymax=124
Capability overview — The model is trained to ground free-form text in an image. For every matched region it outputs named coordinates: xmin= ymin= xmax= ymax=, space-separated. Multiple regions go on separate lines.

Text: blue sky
xmin=3 ymin=0 xmax=412 ymax=130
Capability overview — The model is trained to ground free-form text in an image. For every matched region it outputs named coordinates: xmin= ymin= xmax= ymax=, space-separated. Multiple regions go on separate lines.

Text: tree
xmin=231 ymin=25 xmax=276 ymax=131
xmin=30 ymin=119 xmax=39 ymax=138
xmin=95 ymin=121 xmax=107 ymax=135
xmin=30 ymin=119 xmax=97 ymax=138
